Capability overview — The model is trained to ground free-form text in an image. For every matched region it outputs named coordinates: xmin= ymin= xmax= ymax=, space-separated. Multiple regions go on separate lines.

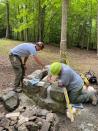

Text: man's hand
xmin=23 ymin=64 xmax=27 ymax=70
xmin=47 ymin=76 xmax=52 ymax=83
xmin=41 ymin=64 xmax=45 ymax=70
xmin=47 ymin=75 xmax=58 ymax=83
xmin=58 ymin=80 xmax=64 ymax=87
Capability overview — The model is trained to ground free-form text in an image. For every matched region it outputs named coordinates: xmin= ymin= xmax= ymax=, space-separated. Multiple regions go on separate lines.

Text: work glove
xmin=23 ymin=64 xmax=27 ymax=70
xmin=58 ymin=80 xmax=64 ymax=88
xmin=40 ymin=64 xmax=45 ymax=70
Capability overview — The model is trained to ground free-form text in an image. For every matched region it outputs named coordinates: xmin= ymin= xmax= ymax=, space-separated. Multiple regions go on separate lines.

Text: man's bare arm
xmin=33 ymin=56 xmax=44 ymax=68
xmin=24 ymin=56 xmax=29 ymax=64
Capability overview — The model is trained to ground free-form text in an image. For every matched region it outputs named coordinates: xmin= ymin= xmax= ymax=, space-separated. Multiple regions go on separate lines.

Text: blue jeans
xmin=69 ymin=87 xmax=95 ymax=104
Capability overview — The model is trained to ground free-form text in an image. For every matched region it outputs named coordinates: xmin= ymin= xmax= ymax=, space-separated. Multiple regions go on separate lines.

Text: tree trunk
xmin=97 ymin=3 xmax=98 ymax=55
xmin=37 ymin=0 xmax=46 ymax=42
xmin=60 ymin=0 xmax=68 ymax=64
xmin=38 ymin=0 xmax=41 ymax=41
xmin=5 ymin=0 xmax=10 ymax=38
xmin=24 ymin=3 xmax=28 ymax=41
xmin=41 ymin=6 xmax=46 ymax=41
xmin=87 ymin=0 xmax=92 ymax=51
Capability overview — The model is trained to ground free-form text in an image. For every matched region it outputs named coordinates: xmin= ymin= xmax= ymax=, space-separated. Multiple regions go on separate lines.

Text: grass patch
xmin=0 ymin=39 xmax=22 ymax=56
xmin=0 ymin=39 xmax=60 ymax=63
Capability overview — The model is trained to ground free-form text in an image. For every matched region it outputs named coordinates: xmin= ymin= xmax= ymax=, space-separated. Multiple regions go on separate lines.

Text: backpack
xmin=85 ymin=70 xmax=97 ymax=84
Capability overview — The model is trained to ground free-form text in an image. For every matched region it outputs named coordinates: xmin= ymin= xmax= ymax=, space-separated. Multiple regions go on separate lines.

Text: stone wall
xmin=23 ymin=69 xmax=66 ymax=113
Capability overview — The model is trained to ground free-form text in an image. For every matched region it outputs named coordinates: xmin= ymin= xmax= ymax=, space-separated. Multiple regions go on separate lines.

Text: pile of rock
xmin=0 ymin=105 xmax=59 ymax=131
xmin=0 ymin=86 xmax=59 ymax=131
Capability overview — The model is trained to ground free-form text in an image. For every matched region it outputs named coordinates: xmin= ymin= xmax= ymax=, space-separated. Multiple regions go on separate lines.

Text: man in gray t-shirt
xmin=9 ymin=42 xmax=44 ymax=92
xmin=47 ymin=62 xmax=97 ymax=105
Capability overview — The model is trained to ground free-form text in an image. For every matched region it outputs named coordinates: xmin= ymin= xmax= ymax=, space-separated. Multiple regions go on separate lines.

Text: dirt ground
xmin=0 ymin=39 xmax=98 ymax=131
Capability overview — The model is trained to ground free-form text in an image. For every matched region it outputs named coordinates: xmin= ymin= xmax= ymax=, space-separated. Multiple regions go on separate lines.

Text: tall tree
xmin=5 ymin=0 xmax=10 ymax=38
xmin=38 ymin=0 xmax=46 ymax=41
xmin=97 ymin=0 xmax=98 ymax=55
xmin=0 ymin=0 xmax=97 ymax=49
xmin=38 ymin=0 xmax=41 ymax=41
xmin=60 ymin=0 xmax=68 ymax=64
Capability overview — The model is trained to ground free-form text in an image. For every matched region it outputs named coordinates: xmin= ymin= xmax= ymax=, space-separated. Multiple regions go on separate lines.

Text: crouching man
xmin=47 ymin=62 xmax=97 ymax=105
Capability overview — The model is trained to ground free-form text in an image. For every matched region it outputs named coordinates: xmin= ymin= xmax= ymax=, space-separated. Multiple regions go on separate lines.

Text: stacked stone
xmin=23 ymin=69 xmax=66 ymax=113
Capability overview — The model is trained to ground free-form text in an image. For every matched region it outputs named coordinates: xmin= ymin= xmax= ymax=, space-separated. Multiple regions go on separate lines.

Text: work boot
xmin=13 ymin=87 xmax=22 ymax=93
xmin=91 ymin=94 xmax=97 ymax=106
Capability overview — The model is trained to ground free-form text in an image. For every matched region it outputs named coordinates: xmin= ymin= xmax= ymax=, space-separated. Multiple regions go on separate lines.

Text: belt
xmin=9 ymin=53 xmax=20 ymax=58
xmin=9 ymin=52 xmax=22 ymax=62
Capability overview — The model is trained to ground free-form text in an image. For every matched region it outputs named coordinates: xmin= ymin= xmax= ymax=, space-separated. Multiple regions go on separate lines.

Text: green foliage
xmin=0 ymin=1 xmax=6 ymax=37
xmin=0 ymin=0 xmax=98 ymax=49
xmin=68 ymin=0 xmax=97 ymax=49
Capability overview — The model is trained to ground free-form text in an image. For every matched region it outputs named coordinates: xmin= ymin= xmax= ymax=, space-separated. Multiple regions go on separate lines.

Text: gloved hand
xmin=40 ymin=64 xmax=45 ymax=70
xmin=23 ymin=64 xmax=27 ymax=70
xmin=58 ymin=80 xmax=64 ymax=88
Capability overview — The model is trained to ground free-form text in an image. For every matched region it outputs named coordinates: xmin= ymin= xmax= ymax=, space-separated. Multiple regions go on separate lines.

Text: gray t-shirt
xmin=11 ymin=43 xmax=37 ymax=57
xmin=59 ymin=64 xmax=84 ymax=92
